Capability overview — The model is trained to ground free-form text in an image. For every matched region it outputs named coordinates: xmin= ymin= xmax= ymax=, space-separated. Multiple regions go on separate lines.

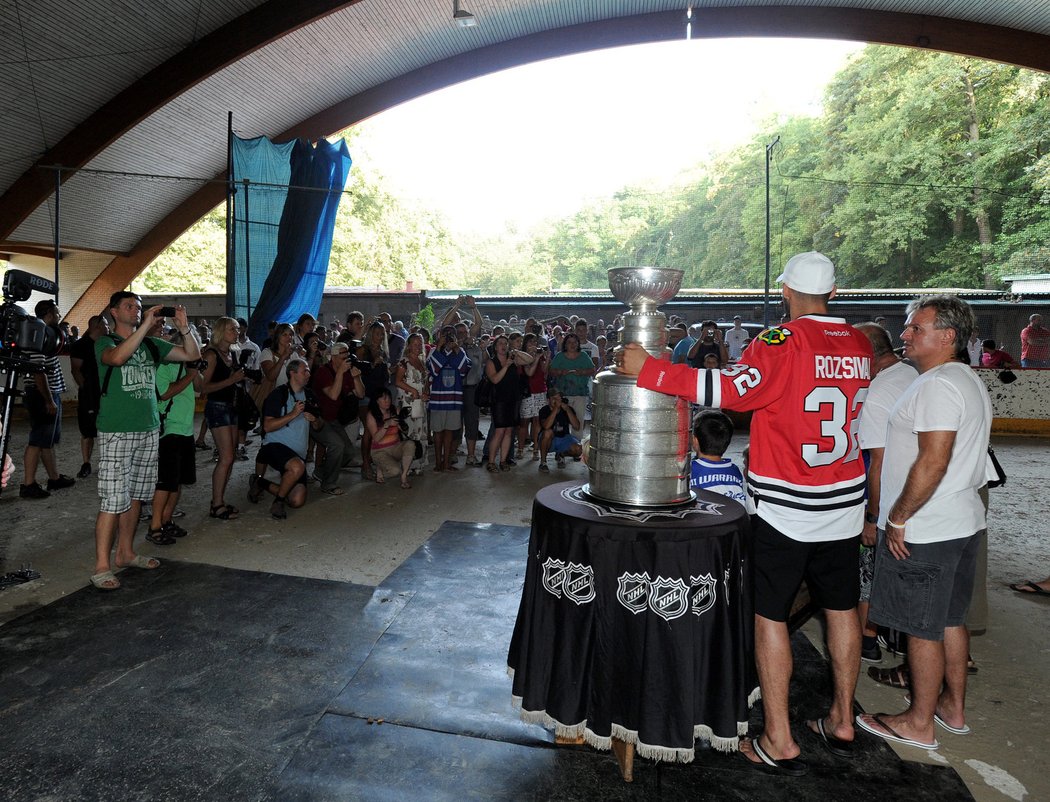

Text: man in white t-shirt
xmin=724 ymin=316 xmax=750 ymax=361
xmin=856 ymin=295 xmax=991 ymax=752
xmin=574 ymin=319 xmax=598 ymax=364
xmin=854 ymin=322 xmax=918 ymax=664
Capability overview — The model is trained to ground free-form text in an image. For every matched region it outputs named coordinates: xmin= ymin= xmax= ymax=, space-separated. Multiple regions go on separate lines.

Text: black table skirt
xmin=507 ymin=481 xmax=755 ymax=762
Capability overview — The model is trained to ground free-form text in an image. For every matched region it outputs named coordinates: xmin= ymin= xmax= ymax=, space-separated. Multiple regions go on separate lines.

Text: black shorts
xmin=156 ymin=434 xmax=197 ymax=491
xmin=258 ymin=442 xmax=307 ymax=485
xmin=753 ymin=516 xmax=860 ymax=621
xmin=77 ymin=391 xmax=99 ymax=439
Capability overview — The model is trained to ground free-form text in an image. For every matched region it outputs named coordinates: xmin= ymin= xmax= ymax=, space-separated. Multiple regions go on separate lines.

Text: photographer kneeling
xmin=309 ymin=341 xmax=365 ymax=495
xmin=537 ymin=388 xmax=582 ymax=472
xmin=248 ymin=359 xmax=320 ymax=519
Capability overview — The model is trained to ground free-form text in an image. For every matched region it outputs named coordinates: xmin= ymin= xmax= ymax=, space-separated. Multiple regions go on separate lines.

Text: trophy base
xmin=580 ymin=484 xmax=697 ymax=512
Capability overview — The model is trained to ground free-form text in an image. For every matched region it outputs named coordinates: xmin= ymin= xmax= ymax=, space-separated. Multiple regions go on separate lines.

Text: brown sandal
xmin=868 ymin=663 xmax=909 ymax=689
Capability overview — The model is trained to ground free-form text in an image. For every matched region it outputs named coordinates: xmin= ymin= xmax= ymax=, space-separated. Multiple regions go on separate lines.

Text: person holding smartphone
xmin=687 ymin=320 xmax=729 ymax=368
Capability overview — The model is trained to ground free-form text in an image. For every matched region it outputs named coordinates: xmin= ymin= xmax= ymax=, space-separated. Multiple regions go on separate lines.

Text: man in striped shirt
xmin=19 ymin=299 xmax=76 ymax=499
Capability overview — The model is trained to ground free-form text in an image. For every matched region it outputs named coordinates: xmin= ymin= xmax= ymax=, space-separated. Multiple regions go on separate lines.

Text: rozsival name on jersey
xmin=814 ymin=355 xmax=871 ymax=380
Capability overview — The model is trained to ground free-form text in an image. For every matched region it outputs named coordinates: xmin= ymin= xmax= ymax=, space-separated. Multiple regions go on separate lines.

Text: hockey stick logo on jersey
xmin=757 ymin=327 xmax=793 ymax=347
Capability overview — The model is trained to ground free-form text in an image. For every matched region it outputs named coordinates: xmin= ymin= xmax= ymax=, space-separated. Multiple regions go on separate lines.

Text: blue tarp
xmin=228 ymin=135 xmax=294 ymax=323
xmin=228 ymin=134 xmax=351 ymax=342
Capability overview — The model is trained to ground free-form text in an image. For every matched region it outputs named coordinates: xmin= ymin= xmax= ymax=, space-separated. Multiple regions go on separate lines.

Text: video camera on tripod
xmin=0 ymin=269 xmax=65 ymax=498
xmin=1 ymin=269 xmax=64 ymax=359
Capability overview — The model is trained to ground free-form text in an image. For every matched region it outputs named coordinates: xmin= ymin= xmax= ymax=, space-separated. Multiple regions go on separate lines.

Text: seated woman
xmin=364 ymin=388 xmax=414 ymax=489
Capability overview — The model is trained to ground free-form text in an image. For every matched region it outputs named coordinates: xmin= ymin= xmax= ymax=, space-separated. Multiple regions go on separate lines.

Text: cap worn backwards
xmin=777 ymin=251 xmax=836 ymax=295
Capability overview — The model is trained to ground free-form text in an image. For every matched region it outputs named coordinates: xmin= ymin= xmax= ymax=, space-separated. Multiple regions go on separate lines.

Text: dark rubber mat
xmin=328 ymin=521 xmax=544 ymax=745
xmin=0 ymin=522 xmax=973 ymax=801
xmin=0 ymin=561 xmax=407 ymax=801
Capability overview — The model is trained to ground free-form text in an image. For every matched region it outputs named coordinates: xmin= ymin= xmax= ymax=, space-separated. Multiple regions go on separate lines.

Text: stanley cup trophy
xmin=584 ymin=267 xmax=693 ymax=508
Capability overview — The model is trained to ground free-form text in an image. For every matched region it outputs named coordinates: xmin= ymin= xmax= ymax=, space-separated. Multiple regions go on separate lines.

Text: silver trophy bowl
xmin=608 ymin=267 xmax=684 ymax=312
xmin=585 ymin=266 xmax=693 ymax=508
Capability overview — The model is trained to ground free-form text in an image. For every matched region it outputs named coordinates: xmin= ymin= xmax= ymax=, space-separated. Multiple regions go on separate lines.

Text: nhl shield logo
xmin=541 ymin=557 xmax=567 ymax=599
xmin=690 ymin=574 xmax=717 ymax=617
xmin=563 ymin=562 xmax=596 ymax=605
xmin=616 ymin=572 xmax=651 ymax=614
xmin=648 ymin=577 xmax=690 ymax=621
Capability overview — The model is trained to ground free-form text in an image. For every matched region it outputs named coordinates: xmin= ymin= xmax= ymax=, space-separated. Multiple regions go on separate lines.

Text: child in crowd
xmin=689 ymin=410 xmax=746 ymax=507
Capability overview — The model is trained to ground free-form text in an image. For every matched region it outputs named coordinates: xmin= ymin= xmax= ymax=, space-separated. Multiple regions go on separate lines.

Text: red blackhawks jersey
xmin=638 ymin=315 xmax=873 ymax=542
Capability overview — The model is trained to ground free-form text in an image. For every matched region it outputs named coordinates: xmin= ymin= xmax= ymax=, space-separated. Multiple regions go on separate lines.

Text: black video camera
xmin=0 ymin=270 xmax=64 ymax=358
xmin=237 ymin=348 xmax=263 ymax=382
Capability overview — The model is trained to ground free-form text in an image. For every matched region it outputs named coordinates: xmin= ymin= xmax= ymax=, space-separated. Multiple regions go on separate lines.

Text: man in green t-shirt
xmin=91 ymin=292 xmax=201 ymax=591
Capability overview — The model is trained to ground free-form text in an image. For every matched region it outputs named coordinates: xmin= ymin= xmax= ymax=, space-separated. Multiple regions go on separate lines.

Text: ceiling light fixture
xmin=453 ymin=0 xmax=477 ymax=27
xmin=685 ymin=5 xmax=693 ymax=40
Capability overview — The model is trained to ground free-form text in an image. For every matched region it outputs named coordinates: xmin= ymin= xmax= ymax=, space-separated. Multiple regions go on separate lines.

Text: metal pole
xmin=764 ymin=135 xmax=780 ymax=328
xmin=243 ymin=178 xmax=252 ymax=321
xmin=53 ymin=168 xmax=61 ymax=296
xmin=226 ymin=112 xmax=235 ymax=318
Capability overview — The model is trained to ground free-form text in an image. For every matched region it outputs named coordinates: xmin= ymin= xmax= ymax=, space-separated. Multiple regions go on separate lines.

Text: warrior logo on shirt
xmin=757 ymin=327 xmax=793 ymax=347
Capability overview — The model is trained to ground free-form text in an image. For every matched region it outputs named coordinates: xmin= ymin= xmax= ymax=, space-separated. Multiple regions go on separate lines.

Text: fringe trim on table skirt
xmin=600 ymin=725 xmax=696 ymax=763
xmin=515 ymin=704 xmax=589 ymax=740
xmin=748 ymin=686 xmax=762 ymax=707
xmin=512 ymin=701 xmax=748 ymax=759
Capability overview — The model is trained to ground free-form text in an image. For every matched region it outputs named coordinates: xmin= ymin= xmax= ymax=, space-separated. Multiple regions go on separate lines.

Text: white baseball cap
xmin=777 ymin=251 xmax=836 ymax=294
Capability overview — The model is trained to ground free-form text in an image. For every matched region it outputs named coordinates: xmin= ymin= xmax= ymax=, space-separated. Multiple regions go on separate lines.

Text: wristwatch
xmin=864 ymin=511 xmax=878 ymax=525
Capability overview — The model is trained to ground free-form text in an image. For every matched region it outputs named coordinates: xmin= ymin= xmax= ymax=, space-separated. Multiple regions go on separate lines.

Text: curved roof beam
xmin=0 ymin=0 xmax=358 ymax=241
xmin=66 ymin=5 xmax=1050 ymax=322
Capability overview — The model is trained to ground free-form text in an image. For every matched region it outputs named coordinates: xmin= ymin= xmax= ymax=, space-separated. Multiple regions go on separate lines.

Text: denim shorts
xmin=868 ymin=529 xmax=979 ymax=641
xmin=204 ymin=400 xmax=238 ymax=429
xmin=26 ymin=388 xmax=61 ymax=447
xmin=551 ymin=434 xmax=580 ymax=454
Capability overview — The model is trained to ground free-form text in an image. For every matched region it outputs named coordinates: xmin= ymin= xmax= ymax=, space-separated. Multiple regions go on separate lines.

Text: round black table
xmin=507 ymin=480 xmax=754 ymax=765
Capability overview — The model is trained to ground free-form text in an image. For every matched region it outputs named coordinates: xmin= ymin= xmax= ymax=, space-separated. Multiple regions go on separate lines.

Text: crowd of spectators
xmin=3 ymin=289 xmax=1047 ymax=598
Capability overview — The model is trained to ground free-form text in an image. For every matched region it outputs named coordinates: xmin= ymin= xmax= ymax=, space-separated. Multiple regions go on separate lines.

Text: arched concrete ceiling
xmin=1 ymin=1 xmax=1049 ymax=323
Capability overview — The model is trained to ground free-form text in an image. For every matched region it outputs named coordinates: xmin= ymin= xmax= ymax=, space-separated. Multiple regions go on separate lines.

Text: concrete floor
xmin=1 ymin=421 xmax=1045 ymax=802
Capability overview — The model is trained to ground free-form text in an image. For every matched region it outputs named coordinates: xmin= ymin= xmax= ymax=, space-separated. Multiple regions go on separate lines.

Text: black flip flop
xmin=810 ymin=718 xmax=854 ymax=758
xmin=742 ymin=736 xmax=808 ymax=777
xmin=1010 ymin=581 xmax=1050 ymax=597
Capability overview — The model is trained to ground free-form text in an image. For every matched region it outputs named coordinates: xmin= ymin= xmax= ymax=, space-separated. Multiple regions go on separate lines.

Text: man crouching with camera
xmin=248 ymin=358 xmax=320 ymax=519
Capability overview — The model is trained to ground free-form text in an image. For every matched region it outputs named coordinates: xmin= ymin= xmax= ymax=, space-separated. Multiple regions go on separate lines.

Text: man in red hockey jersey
xmin=620 ymin=251 xmax=874 ymax=776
